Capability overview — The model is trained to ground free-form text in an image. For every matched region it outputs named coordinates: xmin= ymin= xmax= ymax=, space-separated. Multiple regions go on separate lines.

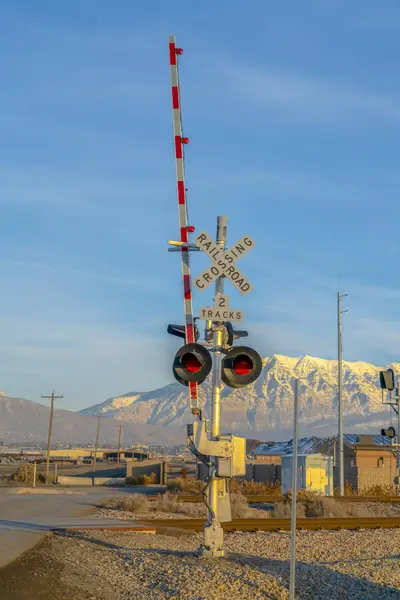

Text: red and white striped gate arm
xmin=168 ymin=35 xmax=199 ymax=412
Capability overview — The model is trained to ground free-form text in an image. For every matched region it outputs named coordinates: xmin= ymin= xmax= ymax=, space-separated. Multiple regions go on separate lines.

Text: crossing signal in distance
xmin=221 ymin=346 xmax=262 ymax=389
xmin=173 ymin=343 xmax=212 ymax=386
xmin=379 ymin=368 xmax=395 ymax=391
xmin=224 ymin=322 xmax=248 ymax=347
xmin=381 ymin=426 xmax=396 ymax=438
xmin=167 ymin=323 xmax=200 ymax=342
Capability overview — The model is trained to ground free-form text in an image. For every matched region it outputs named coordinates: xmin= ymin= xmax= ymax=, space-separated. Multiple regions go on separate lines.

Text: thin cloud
xmin=0 ymin=259 xmax=144 ymax=287
xmin=219 ymin=62 xmax=400 ymax=123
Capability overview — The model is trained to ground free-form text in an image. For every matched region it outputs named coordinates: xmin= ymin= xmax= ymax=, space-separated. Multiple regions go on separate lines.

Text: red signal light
xmin=233 ymin=354 xmax=253 ymax=376
xmin=173 ymin=343 xmax=212 ymax=385
xmin=182 ymin=352 xmax=202 ymax=373
xmin=176 ymin=48 xmax=183 ymax=55
xmin=181 ymin=137 xmax=189 ymax=144
xmin=187 ymin=225 xmax=195 ymax=233
xmin=221 ymin=346 xmax=262 ymax=389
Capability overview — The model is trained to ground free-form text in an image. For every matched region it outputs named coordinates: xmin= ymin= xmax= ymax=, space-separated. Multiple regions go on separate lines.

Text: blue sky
xmin=0 ymin=1 xmax=400 ymax=410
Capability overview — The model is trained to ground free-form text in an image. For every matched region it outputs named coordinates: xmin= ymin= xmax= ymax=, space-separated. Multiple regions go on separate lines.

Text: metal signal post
xmin=204 ymin=216 xmax=227 ymax=557
xmin=166 ymin=38 xmax=262 ymax=558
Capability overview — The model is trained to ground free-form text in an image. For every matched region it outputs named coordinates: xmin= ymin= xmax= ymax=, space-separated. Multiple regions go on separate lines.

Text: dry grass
xmin=110 ymin=494 xmax=150 ymax=513
xmin=166 ymin=477 xmax=203 ymax=493
xmin=272 ymin=490 xmax=373 ymax=518
xmin=230 ymin=492 xmax=249 ymax=518
xmin=230 ymin=479 xmax=281 ymax=496
xmin=152 ymin=492 xmax=184 ymax=513
xmin=272 ymin=501 xmax=306 ymax=518
xmin=333 ymin=482 xmax=396 ymax=497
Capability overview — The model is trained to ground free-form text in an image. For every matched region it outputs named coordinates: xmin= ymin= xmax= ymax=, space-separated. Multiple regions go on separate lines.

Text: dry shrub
xmin=11 ymin=464 xmax=51 ymax=483
xmin=333 ymin=483 xmax=396 ymax=497
xmin=230 ymin=492 xmax=249 ymax=518
xmin=152 ymin=491 xmax=183 ymax=513
xmin=362 ymin=484 xmax=396 ymax=497
xmin=272 ymin=501 xmax=306 ymax=518
xmin=274 ymin=490 xmax=374 ymax=518
xmin=11 ymin=464 xmax=33 ymax=482
xmin=126 ymin=472 xmax=157 ymax=486
xmin=111 ymin=494 xmax=149 ymax=513
xmin=166 ymin=477 xmax=203 ymax=493
xmin=230 ymin=479 xmax=281 ymax=496
xmin=333 ymin=481 xmax=356 ymax=496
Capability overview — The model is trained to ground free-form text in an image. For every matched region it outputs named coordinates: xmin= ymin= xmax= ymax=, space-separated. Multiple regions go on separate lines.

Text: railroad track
xmin=129 ymin=516 xmax=400 ymax=532
xmin=166 ymin=494 xmax=400 ymax=504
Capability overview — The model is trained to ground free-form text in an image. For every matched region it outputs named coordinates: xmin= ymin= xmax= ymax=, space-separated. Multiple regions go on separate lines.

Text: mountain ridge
xmin=81 ymin=354 xmax=397 ymax=439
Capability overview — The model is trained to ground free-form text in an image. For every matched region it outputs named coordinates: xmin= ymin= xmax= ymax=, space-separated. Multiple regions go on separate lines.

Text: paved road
xmin=0 ymin=485 xmax=164 ymax=568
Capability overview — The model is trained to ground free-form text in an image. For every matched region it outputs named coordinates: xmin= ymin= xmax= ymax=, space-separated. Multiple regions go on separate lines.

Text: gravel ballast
xmin=51 ymin=527 xmax=400 ymax=599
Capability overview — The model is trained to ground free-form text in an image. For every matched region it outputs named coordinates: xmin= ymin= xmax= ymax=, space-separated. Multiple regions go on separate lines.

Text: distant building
xmin=253 ymin=434 xmax=397 ymax=492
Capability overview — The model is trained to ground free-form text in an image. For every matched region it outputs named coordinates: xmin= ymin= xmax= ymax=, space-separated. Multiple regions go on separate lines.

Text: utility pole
xmin=337 ymin=292 xmax=347 ymax=496
xmin=205 ymin=215 xmax=227 ymax=557
xmin=92 ymin=413 xmax=102 ymax=478
xmin=117 ymin=424 xmax=124 ymax=466
xmin=42 ymin=391 xmax=63 ymax=484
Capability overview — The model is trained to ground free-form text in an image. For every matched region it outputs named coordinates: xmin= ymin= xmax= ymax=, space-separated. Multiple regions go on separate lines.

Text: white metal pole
xmin=289 ymin=378 xmax=299 ymax=600
xmin=397 ymin=382 xmax=400 ymax=497
xmin=338 ymin=292 xmax=344 ymax=496
xmin=209 ymin=218 xmax=227 ymax=513
xmin=32 ymin=462 xmax=36 ymax=488
xmin=202 ymin=216 xmax=227 ymax=559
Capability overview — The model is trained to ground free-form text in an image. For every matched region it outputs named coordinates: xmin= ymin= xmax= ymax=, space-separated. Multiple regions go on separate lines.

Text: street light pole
xmin=337 ymin=292 xmax=348 ymax=496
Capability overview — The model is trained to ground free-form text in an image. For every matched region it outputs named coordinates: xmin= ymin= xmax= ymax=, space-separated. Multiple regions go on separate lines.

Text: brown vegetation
xmin=272 ymin=490 xmax=373 ymax=518
xmin=126 ymin=472 xmax=157 ymax=486
xmin=230 ymin=479 xmax=281 ymax=496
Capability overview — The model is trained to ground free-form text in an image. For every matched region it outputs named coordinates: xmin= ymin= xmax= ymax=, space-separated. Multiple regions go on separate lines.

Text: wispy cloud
xmin=219 ymin=62 xmax=400 ymax=123
xmin=0 ymin=259 xmax=144 ymax=287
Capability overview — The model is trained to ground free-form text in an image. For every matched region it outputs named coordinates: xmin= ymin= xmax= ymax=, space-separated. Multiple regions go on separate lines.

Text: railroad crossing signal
xmin=172 ymin=343 xmax=212 ymax=386
xmin=194 ymin=231 xmax=255 ymax=295
xmin=380 ymin=369 xmax=395 ymax=391
xmin=221 ymin=346 xmax=262 ymax=389
xmin=199 ymin=293 xmax=243 ymax=323
xmin=381 ymin=426 xmax=396 ymax=438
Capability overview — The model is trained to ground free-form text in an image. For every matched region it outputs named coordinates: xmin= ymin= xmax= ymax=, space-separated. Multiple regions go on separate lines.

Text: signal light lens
xmin=176 ymin=48 xmax=183 ymax=55
xmin=187 ymin=225 xmax=195 ymax=233
xmin=182 ymin=352 xmax=202 ymax=373
xmin=182 ymin=137 xmax=189 ymax=144
xmin=233 ymin=354 xmax=253 ymax=375
xmin=173 ymin=343 xmax=212 ymax=385
xmin=221 ymin=346 xmax=262 ymax=389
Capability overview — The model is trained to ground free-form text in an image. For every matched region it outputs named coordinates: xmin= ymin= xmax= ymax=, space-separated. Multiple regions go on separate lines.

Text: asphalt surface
xmin=0 ymin=485 xmax=164 ymax=568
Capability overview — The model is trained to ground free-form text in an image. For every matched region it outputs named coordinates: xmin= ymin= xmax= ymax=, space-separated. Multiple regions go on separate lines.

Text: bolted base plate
xmin=198 ymin=521 xmax=226 ymax=558
xmin=198 ymin=545 xmax=226 ymax=558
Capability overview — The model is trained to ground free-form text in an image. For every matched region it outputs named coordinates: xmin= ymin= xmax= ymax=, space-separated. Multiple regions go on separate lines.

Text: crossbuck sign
xmin=194 ymin=231 xmax=255 ymax=296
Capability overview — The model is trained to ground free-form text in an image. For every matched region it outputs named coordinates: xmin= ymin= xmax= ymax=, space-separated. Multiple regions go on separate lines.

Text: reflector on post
xmin=173 ymin=343 xmax=212 ymax=385
xmin=221 ymin=346 xmax=262 ymax=389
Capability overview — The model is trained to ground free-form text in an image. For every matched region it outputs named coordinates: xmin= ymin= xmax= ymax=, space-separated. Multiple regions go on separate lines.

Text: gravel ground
xmin=51 ymin=527 xmax=400 ymax=600
xmin=95 ymin=505 xmax=270 ymax=520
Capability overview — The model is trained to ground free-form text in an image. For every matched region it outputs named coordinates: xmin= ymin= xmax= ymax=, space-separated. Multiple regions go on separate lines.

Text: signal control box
xmin=216 ymin=435 xmax=246 ymax=478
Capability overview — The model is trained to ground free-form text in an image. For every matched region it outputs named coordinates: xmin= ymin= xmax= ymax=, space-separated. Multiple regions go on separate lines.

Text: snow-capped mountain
xmin=81 ymin=354 xmax=398 ymax=440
